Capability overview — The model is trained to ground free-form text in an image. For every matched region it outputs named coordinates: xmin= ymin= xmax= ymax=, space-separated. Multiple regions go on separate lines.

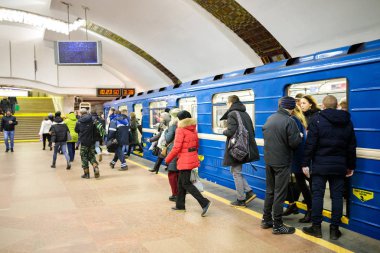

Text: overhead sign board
xmin=96 ymin=88 xmax=135 ymax=97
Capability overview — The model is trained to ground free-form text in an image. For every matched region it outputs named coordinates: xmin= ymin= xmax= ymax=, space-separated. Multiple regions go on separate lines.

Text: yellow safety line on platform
xmin=128 ymin=159 xmax=353 ymax=253
xmin=4 ymin=113 xmax=51 ymax=117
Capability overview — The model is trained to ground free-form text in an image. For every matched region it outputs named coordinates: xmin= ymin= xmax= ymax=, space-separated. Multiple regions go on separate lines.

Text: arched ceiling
xmin=1 ymin=0 xmax=380 ymax=94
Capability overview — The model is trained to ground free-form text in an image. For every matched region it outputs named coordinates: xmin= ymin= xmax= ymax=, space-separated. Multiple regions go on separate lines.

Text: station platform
xmin=0 ymin=143 xmax=379 ymax=253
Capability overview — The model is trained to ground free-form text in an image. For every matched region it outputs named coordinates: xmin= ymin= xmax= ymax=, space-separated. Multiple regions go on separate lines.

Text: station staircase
xmin=0 ymin=97 xmax=55 ymax=142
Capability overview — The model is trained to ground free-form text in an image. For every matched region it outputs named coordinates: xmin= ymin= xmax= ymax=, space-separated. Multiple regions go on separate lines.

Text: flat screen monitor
xmin=55 ymin=41 xmax=102 ymax=65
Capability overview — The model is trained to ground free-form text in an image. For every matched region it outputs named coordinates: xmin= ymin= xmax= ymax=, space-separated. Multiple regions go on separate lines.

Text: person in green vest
xmin=64 ymin=112 xmax=78 ymax=162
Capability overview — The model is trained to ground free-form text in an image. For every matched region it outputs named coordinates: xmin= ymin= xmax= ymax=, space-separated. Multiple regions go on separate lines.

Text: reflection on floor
xmin=0 ymin=143 xmax=378 ymax=253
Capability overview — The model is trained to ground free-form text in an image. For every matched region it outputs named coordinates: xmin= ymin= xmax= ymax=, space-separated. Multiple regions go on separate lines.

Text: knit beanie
xmin=169 ymin=108 xmax=181 ymax=118
xmin=177 ymin=110 xmax=192 ymax=120
xmin=280 ymin=96 xmax=296 ymax=110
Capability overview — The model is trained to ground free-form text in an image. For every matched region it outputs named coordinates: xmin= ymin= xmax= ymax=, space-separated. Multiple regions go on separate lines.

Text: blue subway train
xmin=104 ymin=39 xmax=380 ymax=240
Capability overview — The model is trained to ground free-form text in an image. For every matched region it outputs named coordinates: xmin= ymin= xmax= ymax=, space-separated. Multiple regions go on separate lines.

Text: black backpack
xmin=228 ymin=111 xmax=249 ymax=161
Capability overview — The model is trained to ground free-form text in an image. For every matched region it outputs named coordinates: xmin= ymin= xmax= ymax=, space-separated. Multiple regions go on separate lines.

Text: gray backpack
xmin=228 ymin=111 xmax=249 ymax=161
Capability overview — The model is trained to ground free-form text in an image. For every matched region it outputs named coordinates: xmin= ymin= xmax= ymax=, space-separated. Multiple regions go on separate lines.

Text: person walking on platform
xmin=220 ymin=95 xmax=260 ymax=207
xmin=8 ymin=97 xmax=18 ymax=114
xmin=261 ymin=96 xmax=302 ymax=234
xmin=1 ymin=110 xmax=18 ymax=152
xmin=0 ymin=98 xmax=10 ymax=115
xmin=165 ymin=110 xmax=211 ymax=217
xmin=49 ymin=113 xmax=71 ymax=169
xmin=302 ymin=95 xmax=356 ymax=240
xmin=75 ymin=108 xmax=100 ymax=179
xmin=108 ymin=109 xmax=130 ymax=171
xmin=64 ymin=112 xmax=78 ymax=162
xmin=39 ymin=116 xmax=53 ymax=150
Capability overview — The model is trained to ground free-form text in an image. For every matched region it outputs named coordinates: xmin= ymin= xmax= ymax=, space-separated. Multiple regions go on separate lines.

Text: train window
xmin=134 ymin=103 xmax=143 ymax=141
xmin=212 ymin=90 xmax=255 ymax=134
xmin=149 ymin=101 xmax=168 ymax=128
xmin=118 ymin=104 xmax=127 ymax=111
xmin=287 ymin=78 xmax=347 ymax=107
xmin=178 ymin=97 xmax=197 ymax=119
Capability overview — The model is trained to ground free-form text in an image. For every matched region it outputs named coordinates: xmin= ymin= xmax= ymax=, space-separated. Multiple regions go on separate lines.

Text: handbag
xmin=106 ymin=138 xmax=118 ymax=153
xmin=152 ymin=146 xmax=160 ymax=156
xmin=66 ymin=131 xmax=72 ymax=141
xmin=160 ymin=140 xmax=173 ymax=157
xmin=190 ymin=168 xmax=204 ymax=192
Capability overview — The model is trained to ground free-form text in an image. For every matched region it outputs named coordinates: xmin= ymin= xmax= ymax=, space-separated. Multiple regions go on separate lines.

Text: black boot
xmin=299 ymin=210 xmax=312 ymax=223
xmin=283 ymin=203 xmax=299 ymax=216
xmin=330 ymin=225 xmax=342 ymax=240
xmin=94 ymin=166 xmax=100 ymax=179
xmin=81 ymin=168 xmax=90 ymax=179
xmin=51 ymin=163 xmax=56 ymax=168
xmin=302 ymin=224 xmax=322 ymax=238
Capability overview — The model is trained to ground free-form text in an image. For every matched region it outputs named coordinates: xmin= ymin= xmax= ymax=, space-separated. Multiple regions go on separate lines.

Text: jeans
xmin=231 ymin=164 xmax=252 ymax=201
xmin=111 ymin=145 xmax=127 ymax=168
xmin=67 ymin=142 xmax=76 ymax=161
xmin=263 ymin=165 xmax=291 ymax=225
xmin=3 ymin=131 xmax=15 ymax=150
xmin=52 ymin=142 xmax=70 ymax=164
xmin=311 ymin=175 xmax=345 ymax=226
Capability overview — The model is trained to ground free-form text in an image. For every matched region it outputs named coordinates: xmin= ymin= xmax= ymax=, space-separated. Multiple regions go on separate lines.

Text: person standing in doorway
xmin=1 ymin=110 xmax=18 ymax=152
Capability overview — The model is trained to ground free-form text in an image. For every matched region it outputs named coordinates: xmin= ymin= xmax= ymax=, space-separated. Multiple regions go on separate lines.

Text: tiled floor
xmin=0 ymin=143 xmax=378 ymax=253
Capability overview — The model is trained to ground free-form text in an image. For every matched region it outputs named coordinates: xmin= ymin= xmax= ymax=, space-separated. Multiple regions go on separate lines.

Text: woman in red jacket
xmin=165 ymin=110 xmax=211 ymax=217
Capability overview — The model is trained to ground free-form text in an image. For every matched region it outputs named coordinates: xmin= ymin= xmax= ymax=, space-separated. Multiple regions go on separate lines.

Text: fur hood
xmin=178 ymin=118 xmax=196 ymax=128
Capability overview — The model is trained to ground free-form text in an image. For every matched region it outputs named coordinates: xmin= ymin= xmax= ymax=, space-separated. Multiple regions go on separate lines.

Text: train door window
xmin=134 ymin=104 xmax=143 ymax=122
xmin=149 ymin=101 xmax=168 ymax=128
xmin=118 ymin=104 xmax=128 ymax=112
xmin=178 ymin=97 xmax=197 ymax=119
xmin=287 ymin=78 xmax=347 ymax=108
xmin=287 ymin=77 xmax=348 ymax=215
xmin=212 ymin=90 xmax=255 ymax=134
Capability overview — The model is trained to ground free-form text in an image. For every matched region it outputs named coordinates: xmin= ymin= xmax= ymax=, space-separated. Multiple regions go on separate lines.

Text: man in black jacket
xmin=0 ymin=98 xmax=10 ymax=115
xmin=302 ymin=95 xmax=356 ymax=240
xmin=221 ymin=95 xmax=260 ymax=207
xmin=1 ymin=110 xmax=18 ymax=152
xmin=261 ymin=96 xmax=302 ymax=234
xmin=50 ymin=113 xmax=71 ymax=169
xmin=75 ymin=108 xmax=99 ymax=179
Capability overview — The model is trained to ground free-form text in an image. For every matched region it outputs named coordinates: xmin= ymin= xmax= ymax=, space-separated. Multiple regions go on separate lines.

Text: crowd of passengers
xmin=1 ymin=93 xmax=353 ymax=240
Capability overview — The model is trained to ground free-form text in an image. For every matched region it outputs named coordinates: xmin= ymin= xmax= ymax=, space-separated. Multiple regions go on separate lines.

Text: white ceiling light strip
xmin=0 ymin=8 xmax=85 ymax=34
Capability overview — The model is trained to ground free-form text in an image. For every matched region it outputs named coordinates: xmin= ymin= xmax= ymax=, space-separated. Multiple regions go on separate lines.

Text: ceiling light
xmin=0 ymin=8 xmax=85 ymax=34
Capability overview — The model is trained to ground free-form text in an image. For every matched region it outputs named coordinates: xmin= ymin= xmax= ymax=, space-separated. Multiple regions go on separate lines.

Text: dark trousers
xmin=112 ymin=145 xmax=127 ymax=167
xmin=67 ymin=142 xmax=76 ymax=162
xmin=311 ymin=175 xmax=345 ymax=226
xmin=295 ymin=172 xmax=312 ymax=209
xmin=168 ymin=171 xmax=179 ymax=196
xmin=42 ymin=133 xmax=51 ymax=149
xmin=127 ymin=143 xmax=144 ymax=156
xmin=176 ymin=170 xmax=209 ymax=209
xmin=263 ymin=165 xmax=291 ymax=225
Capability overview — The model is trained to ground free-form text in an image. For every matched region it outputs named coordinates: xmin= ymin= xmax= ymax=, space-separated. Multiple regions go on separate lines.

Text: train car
xmin=104 ymin=39 xmax=380 ymax=240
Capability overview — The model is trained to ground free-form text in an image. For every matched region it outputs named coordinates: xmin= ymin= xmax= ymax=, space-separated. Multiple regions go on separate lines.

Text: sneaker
xmin=171 ymin=207 xmax=186 ymax=212
xmin=51 ymin=164 xmax=56 ymax=168
xmin=302 ymin=224 xmax=322 ymax=238
xmin=94 ymin=166 xmax=100 ymax=178
xmin=81 ymin=173 xmax=90 ymax=179
xmin=273 ymin=224 xmax=296 ymax=235
xmin=169 ymin=195 xmax=177 ymax=202
xmin=119 ymin=166 xmax=128 ymax=171
xmin=109 ymin=162 xmax=115 ymax=169
xmin=201 ymin=201 xmax=211 ymax=217
xmin=98 ymin=154 xmax=103 ymax=162
xmin=299 ymin=210 xmax=311 ymax=223
xmin=230 ymin=199 xmax=246 ymax=207
xmin=11 ymin=148 xmax=14 ymax=152
xmin=66 ymin=163 xmax=71 ymax=170
xmin=261 ymin=219 xmax=273 ymax=229
xmin=43 ymin=147 xmax=46 ymax=150
xmin=245 ymin=190 xmax=257 ymax=204
xmin=5 ymin=149 xmax=9 ymax=152
xmin=330 ymin=225 xmax=342 ymax=240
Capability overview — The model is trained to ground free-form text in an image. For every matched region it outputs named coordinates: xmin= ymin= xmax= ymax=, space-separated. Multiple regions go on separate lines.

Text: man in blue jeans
xmin=1 ymin=110 xmax=18 ymax=152
xmin=108 ymin=109 xmax=130 ymax=171
xmin=302 ymin=95 xmax=356 ymax=240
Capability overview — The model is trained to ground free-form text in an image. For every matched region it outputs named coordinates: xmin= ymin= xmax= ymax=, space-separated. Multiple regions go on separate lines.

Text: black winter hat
xmin=177 ymin=110 xmax=192 ymax=120
xmin=280 ymin=96 xmax=296 ymax=110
